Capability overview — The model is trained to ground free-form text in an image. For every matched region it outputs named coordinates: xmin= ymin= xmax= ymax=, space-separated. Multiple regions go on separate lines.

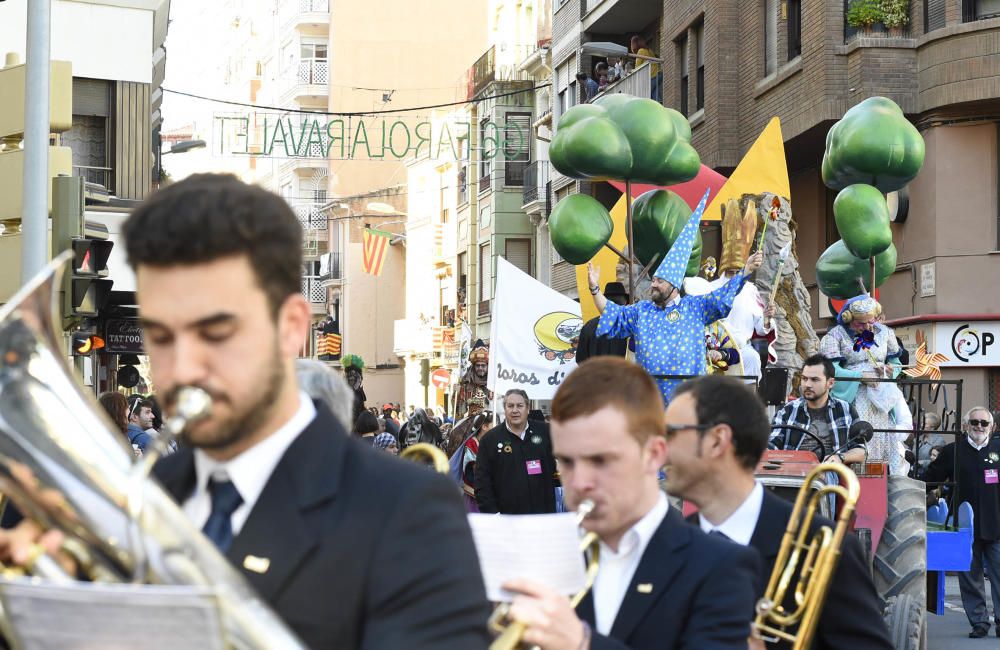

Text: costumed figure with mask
xmin=400 ymin=407 xmax=442 ymax=450
xmin=454 ymin=342 xmax=493 ymax=418
xmin=690 ymin=200 xmax=776 ymax=380
xmin=589 ymin=190 xmax=764 ymax=403
xmin=819 ymin=295 xmax=907 ymax=474
xmin=342 ymin=354 xmax=366 ymax=424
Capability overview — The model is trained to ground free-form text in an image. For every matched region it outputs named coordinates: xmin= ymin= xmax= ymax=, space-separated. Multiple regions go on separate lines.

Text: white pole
xmin=20 ymin=0 xmax=52 ymax=284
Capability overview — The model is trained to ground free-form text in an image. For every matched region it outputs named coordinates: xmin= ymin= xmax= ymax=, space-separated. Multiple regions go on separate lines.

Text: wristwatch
xmin=589 ymin=285 xmax=599 ymax=295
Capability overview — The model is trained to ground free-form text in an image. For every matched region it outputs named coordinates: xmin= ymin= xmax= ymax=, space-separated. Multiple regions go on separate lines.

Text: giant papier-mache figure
xmin=820 ymin=294 xmax=907 ymax=474
xmin=693 ymin=199 xmax=775 ymax=380
xmin=342 ymin=353 xmax=366 ymax=424
xmin=453 ymin=341 xmax=493 ymax=419
xmin=596 ymin=191 xmax=750 ymax=404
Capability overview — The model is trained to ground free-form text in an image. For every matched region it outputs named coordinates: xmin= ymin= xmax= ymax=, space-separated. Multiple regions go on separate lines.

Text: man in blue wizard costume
xmin=585 ymin=190 xmax=763 ymax=403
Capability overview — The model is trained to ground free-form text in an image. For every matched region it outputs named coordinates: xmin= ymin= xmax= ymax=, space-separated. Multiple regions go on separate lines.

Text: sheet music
xmin=468 ymin=512 xmax=588 ymax=602
xmin=0 ymin=578 xmax=226 ymax=650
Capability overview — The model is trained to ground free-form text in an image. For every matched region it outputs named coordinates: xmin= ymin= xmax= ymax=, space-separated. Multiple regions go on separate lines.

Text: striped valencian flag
xmin=362 ymin=228 xmax=391 ymax=276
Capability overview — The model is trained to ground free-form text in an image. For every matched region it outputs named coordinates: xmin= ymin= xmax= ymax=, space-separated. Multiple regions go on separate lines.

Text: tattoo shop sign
xmin=105 ymin=318 xmax=145 ymax=354
xmin=214 ymin=112 xmax=528 ymax=161
xmin=487 ymin=258 xmax=582 ymax=400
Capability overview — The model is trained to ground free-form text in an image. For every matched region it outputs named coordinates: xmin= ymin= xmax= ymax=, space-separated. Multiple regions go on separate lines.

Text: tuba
xmin=0 ymin=254 xmax=306 ymax=648
xmin=753 ymin=462 xmax=861 ymax=649
xmin=399 ymin=442 xmax=451 ymax=474
xmin=487 ymin=499 xmax=601 ymax=650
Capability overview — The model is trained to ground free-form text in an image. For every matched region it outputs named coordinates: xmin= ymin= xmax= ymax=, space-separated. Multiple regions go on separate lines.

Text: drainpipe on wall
xmin=468 ymin=102 xmax=480 ymax=341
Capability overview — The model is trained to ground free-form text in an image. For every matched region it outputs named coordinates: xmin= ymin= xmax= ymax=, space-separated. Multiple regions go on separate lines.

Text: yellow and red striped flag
xmin=362 ymin=228 xmax=391 ymax=276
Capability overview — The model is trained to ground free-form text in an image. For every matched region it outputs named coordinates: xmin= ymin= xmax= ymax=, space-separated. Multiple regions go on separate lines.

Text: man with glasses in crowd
xmin=925 ymin=407 xmax=1000 ymax=638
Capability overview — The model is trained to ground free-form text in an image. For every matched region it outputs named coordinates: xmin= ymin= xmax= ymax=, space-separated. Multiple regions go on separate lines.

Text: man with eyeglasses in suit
xmin=925 ymin=407 xmax=1000 ymax=638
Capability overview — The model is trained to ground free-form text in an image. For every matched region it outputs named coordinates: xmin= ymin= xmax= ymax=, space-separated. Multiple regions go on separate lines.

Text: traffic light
xmin=52 ymin=176 xmax=113 ymax=322
xmin=70 ymin=332 xmax=105 ymax=355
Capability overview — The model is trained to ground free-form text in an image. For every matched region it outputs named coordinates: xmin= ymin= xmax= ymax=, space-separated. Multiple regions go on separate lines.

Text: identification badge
xmin=526 ymin=460 xmax=542 ymax=475
xmin=986 ymin=469 xmax=999 ymax=485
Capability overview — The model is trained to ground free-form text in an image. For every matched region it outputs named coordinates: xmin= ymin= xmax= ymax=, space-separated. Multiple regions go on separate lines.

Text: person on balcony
xmin=630 ymin=35 xmax=661 ymax=102
xmin=576 ymin=72 xmax=598 ymax=102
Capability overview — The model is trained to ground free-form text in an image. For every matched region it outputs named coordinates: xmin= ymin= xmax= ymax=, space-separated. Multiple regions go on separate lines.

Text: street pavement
xmin=927 ymin=575 xmax=998 ymax=648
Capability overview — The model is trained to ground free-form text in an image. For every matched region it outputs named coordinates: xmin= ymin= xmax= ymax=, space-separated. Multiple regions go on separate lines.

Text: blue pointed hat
xmin=653 ymin=188 xmax=711 ymax=287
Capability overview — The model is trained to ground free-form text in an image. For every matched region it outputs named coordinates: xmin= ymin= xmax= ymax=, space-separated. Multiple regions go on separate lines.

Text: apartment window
xmin=965 ymin=0 xmax=1000 ymax=20
xmin=764 ymin=0 xmax=778 ymax=76
xmin=555 ymin=60 xmax=577 ymax=122
xmin=694 ymin=22 xmax=705 ymax=111
xmin=678 ymin=34 xmax=689 ymax=116
xmin=479 ymin=243 xmax=492 ymax=302
xmin=301 ymin=42 xmax=327 ymax=60
xmin=457 ymin=165 xmax=468 ymax=205
xmin=457 ymin=252 xmax=468 ymax=297
xmin=787 ymin=0 xmax=802 ymax=60
xmin=504 ymin=238 xmax=532 ymax=277
xmin=504 ymin=112 xmax=531 ymax=186
xmin=479 ymin=117 xmax=492 ymax=189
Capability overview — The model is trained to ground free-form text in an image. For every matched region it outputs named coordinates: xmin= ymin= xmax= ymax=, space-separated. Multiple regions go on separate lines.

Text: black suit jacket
xmin=750 ymin=491 xmax=892 ymax=650
xmin=153 ymin=403 xmax=491 ymax=650
xmin=576 ymin=507 xmax=760 ymax=649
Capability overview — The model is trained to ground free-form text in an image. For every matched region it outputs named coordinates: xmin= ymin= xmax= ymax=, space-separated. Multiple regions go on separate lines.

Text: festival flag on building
xmin=362 ymin=228 xmax=391 ymax=276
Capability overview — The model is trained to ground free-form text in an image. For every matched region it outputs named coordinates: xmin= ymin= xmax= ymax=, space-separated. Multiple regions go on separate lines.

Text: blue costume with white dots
xmin=596 ymin=273 xmax=747 ymax=403
xmin=596 ymin=188 xmax=746 ymax=403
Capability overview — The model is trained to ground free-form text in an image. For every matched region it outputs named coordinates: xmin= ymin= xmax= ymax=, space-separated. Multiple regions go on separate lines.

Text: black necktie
xmin=202 ymin=477 xmax=243 ymax=552
xmin=709 ymin=529 xmax=731 ymax=541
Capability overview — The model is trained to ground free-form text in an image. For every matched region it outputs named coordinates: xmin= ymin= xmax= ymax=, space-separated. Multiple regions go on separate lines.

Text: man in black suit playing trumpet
xmin=501 ymin=357 xmax=760 ymax=649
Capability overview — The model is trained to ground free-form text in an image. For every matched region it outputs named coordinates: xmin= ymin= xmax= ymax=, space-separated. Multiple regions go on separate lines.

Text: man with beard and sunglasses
xmin=0 ymin=174 xmax=490 ymax=649
xmin=925 ymin=408 xmax=1000 ymax=639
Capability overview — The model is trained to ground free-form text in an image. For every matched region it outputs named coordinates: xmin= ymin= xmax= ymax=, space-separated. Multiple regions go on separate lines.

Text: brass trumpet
xmin=399 ymin=442 xmax=451 ymax=474
xmin=753 ymin=462 xmax=860 ymax=649
xmin=488 ymin=499 xmax=601 ymax=650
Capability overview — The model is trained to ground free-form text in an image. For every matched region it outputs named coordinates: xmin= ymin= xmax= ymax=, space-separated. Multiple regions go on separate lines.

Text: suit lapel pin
xmin=243 ymin=555 xmax=271 ymax=574
xmin=636 ymin=583 xmax=653 ymax=594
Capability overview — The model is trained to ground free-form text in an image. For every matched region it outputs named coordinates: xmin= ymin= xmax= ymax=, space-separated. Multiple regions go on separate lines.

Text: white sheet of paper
xmin=0 ymin=578 xmax=226 ymax=650
xmin=468 ymin=512 xmax=587 ymax=602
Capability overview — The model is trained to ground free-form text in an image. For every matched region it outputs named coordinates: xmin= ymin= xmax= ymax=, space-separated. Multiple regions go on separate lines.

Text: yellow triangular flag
xmin=703 ymin=117 xmax=790 ymax=221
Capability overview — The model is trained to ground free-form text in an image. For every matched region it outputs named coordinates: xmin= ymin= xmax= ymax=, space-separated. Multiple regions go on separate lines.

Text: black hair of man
xmin=504 ymin=388 xmax=529 ymax=404
xmin=595 ymin=62 xmax=609 ymax=73
xmin=575 ymin=72 xmax=589 ymax=81
xmin=127 ymin=395 xmax=154 ymax=421
xmin=353 ymin=410 xmax=380 ymax=436
xmin=673 ymin=375 xmax=771 ymax=470
xmin=802 ymin=353 xmax=836 ymax=380
xmin=122 ymin=173 xmax=303 ymax=317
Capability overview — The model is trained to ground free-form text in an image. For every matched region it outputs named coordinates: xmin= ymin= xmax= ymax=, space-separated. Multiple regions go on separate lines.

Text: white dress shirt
xmin=591 ymin=493 xmax=669 ymax=635
xmin=183 ymin=392 xmax=316 ymax=536
xmin=697 ymin=481 xmax=764 ymax=546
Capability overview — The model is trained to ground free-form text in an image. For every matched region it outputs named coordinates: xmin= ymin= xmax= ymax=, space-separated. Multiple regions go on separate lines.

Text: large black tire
xmin=883 ymin=594 xmax=925 ymax=650
xmin=874 ymin=476 xmax=927 ymax=650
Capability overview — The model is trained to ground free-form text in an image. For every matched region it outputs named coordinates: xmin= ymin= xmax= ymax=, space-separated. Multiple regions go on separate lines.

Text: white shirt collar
xmin=591 ymin=492 xmax=669 ymax=635
xmin=191 ymin=392 xmax=316 ymax=534
xmin=697 ymin=482 xmax=764 ymax=546
xmin=967 ymin=434 xmax=991 ymax=451
xmin=600 ymin=492 xmax=669 ymax=559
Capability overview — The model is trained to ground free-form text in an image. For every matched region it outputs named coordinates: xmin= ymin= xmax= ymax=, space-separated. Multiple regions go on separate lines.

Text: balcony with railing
xmin=301 ymin=276 xmax=327 ymax=304
xmin=467 ymin=44 xmax=534 ymax=99
xmin=280 ymin=58 xmax=329 ymax=104
xmin=318 ymin=251 xmax=342 ymax=283
xmin=285 ymin=0 xmax=330 ymax=35
xmin=291 ymin=201 xmax=328 ymax=230
xmin=521 ymin=160 xmax=549 ymax=212
xmin=589 ymin=61 xmax=650 ymax=105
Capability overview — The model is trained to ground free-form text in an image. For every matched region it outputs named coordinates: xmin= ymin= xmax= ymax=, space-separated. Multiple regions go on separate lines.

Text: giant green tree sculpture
xmin=547 ymin=94 xmax=701 ymax=300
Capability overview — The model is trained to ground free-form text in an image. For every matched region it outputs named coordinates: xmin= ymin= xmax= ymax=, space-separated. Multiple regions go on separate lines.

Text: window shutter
xmin=505 ymin=238 xmax=532 ymax=277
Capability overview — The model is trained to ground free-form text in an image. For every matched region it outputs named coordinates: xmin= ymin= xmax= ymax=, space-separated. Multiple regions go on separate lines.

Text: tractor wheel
xmin=874 ymin=476 xmax=927 ymax=649
xmin=883 ymin=594 xmax=925 ymax=650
